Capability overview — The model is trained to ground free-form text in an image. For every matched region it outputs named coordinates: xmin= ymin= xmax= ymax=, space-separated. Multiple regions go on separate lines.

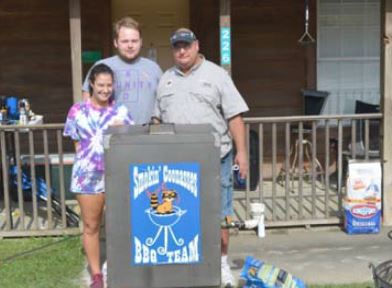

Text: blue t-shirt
xmin=83 ymin=56 xmax=162 ymax=124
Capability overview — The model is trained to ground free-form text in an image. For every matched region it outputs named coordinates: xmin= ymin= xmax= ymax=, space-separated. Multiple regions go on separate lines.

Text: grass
xmin=0 ymin=235 xmax=85 ymax=288
xmin=0 ymin=236 xmax=378 ymax=288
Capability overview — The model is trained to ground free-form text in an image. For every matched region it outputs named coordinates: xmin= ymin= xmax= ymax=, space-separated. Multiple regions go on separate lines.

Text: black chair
xmin=303 ymin=89 xmax=329 ymax=116
xmin=355 ymin=100 xmax=379 ymax=113
xmin=341 ymin=100 xmax=380 ymax=187
xmin=291 ymin=89 xmax=329 ymax=132
xmin=352 ymin=100 xmax=380 ymax=157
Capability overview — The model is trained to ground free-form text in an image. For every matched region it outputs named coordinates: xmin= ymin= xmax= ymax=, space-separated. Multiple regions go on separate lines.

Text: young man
xmin=82 ymin=16 xmax=162 ymax=124
xmin=152 ymin=28 xmax=249 ymax=287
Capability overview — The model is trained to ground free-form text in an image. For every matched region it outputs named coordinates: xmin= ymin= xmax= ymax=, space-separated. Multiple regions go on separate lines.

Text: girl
xmin=64 ymin=64 xmax=134 ymax=288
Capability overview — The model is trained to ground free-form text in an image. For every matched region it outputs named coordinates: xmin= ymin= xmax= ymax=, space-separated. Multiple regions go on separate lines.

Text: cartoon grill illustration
xmin=145 ymin=187 xmax=187 ymax=255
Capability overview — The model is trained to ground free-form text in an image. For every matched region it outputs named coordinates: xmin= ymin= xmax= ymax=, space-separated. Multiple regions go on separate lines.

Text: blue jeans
xmin=220 ymin=150 xmax=233 ymax=220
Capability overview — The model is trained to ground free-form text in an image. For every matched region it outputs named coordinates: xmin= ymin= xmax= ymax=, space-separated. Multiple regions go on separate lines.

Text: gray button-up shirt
xmin=154 ymin=56 xmax=249 ymax=158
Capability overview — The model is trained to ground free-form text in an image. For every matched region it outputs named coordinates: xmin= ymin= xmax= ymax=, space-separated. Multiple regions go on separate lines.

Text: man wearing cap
xmin=152 ymin=28 xmax=249 ymax=287
xmin=82 ymin=16 xmax=162 ymax=124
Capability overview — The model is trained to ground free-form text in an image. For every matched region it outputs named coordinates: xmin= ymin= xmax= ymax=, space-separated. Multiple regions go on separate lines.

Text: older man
xmin=153 ymin=28 xmax=249 ymax=287
xmin=83 ymin=16 xmax=162 ymax=124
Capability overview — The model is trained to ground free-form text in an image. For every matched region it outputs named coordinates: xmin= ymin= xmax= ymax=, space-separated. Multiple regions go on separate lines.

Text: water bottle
xmin=0 ymin=96 xmax=7 ymax=123
xmin=250 ymin=202 xmax=265 ymax=238
xmin=233 ymin=164 xmax=246 ymax=188
xmin=19 ymin=107 xmax=28 ymax=125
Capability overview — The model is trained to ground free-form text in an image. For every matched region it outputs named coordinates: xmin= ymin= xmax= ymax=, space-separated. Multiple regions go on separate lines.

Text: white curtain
xmin=317 ymin=0 xmax=380 ymax=115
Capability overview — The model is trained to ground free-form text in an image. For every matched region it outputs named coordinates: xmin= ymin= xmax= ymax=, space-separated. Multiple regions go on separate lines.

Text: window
xmin=317 ymin=0 xmax=380 ymax=114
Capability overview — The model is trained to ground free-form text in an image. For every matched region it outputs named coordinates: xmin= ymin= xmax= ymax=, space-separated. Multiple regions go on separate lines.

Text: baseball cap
xmin=170 ymin=29 xmax=197 ymax=46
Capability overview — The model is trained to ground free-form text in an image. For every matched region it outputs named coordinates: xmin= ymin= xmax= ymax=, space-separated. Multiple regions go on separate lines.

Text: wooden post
xmin=69 ymin=0 xmax=83 ymax=103
xmin=220 ymin=0 xmax=231 ymax=75
xmin=382 ymin=0 xmax=392 ymax=225
xmin=102 ymin=0 xmax=112 ymax=57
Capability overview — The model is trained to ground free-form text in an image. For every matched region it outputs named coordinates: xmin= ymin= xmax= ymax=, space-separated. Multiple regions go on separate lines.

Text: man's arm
xmin=151 ymin=89 xmax=162 ymax=124
xmin=228 ymin=114 xmax=248 ymax=179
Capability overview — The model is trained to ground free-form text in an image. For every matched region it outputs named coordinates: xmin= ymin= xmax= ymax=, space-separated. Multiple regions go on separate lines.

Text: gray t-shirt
xmin=83 ymin=56 xmax=162 ymax=124
xmin=154 ymin=57 xmax=249 ymax=157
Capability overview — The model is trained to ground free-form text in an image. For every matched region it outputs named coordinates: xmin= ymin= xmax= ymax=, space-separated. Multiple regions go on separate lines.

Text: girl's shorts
xmin=70 ymin=170 xmax=105 ymax=194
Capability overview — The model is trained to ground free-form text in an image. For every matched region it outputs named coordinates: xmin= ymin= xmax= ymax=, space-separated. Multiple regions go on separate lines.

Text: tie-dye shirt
xmin=64 ymin=100 xmax=134 ymax=193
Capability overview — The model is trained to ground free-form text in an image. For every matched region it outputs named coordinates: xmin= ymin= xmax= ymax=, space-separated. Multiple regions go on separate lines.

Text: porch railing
xmin=0 ymin=113 xmax=382 ymax=237
xmin=240 ymin=113 xmax=382 ymax=227
xmin=0 ymin=123 xmax=80 ymax=237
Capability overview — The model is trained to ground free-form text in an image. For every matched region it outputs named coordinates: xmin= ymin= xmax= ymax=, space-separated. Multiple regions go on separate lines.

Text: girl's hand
xmin=110 ymin=117 xmax=124 ymax=126
xmin=111 ymin=120 xmax=124 ymax=126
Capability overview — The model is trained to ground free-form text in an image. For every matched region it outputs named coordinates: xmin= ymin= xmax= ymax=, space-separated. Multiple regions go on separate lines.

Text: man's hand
xmin=234 ymin=150 xmax=248 ymax=179
xmin=228 ymin=115 xmax=248 ymax=179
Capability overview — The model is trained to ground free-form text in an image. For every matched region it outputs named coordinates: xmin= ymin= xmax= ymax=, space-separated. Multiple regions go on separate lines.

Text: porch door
xmin=317 ymin=0 xmax=381 ymax=115
xmin=111 ymin=0 xmax=190 ymax=70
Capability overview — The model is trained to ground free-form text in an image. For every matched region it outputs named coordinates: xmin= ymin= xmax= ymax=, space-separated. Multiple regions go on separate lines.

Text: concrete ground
xmin=228 ymin=226 xmax=392 ymax=285
xmin=79 ymin=226 xmax=392 ymax=287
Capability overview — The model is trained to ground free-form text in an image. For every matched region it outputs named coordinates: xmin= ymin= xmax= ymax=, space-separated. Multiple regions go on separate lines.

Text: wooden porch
xmin=0 ymin=113 xmax=382 ymax=237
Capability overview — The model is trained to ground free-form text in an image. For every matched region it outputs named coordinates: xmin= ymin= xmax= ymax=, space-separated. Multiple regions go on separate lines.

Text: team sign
xmin=130 ymin=162 xmax=201 ymax=265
